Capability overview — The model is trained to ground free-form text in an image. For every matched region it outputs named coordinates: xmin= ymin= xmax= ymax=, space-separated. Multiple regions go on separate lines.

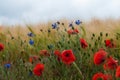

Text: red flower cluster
xmin=105 ymin=39 xmax=115 ymax=48
xmin=92 ymin=72 xmax=112 ymax=80
xmin=93 ymin=49 xmax=120 ymax=79
xmin=80 ymin=38 xmax=88 ymax=49
xmin=94 ymin=49 xmax=108 ymax=65
xmin=67 ymin=29 xmax=79 ymax=35
xmin=29 ymin=55 xmax=39 ymax=63
xmin=103 ymin=56 xmax=118 ymax=70
xmin=61 ymin=50 xmax=76 ymax=65
xmin=0 ymin=43 xmax=4 ymax=51
xmin=40 ymin=50 xmax=50 ymax=56
xmin=33 ymin=63 xmax=44 ymax=76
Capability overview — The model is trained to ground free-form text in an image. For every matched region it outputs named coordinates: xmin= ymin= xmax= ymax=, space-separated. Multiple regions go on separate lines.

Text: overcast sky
xmin=0 ymin=0 xmax=120 ymax=25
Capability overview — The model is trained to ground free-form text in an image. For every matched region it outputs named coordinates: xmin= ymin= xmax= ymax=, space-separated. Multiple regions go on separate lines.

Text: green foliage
xmin=0 ymin=23 xmax=120 ymax=80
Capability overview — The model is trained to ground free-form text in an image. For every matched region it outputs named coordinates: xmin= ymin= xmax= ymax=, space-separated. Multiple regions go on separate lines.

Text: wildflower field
xmin=0 ymin=19 xmax=120 ymax=80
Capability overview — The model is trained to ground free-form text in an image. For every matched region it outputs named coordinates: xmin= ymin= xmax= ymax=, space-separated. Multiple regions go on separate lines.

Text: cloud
xmin=0 ymin=0 xmax=120 ymax=25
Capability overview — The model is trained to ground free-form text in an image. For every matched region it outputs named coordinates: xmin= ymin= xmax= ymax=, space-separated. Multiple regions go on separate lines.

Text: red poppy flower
xmin=40 ymin=50 xmax=50 ymax=56
xmin=80 ymin=38 xmax=88 ymax=49
xmin=33 ymin=63 xmax=44 ymax=76
xmin=92 ymin=72 xmax=112 ymax=80
xmin=103 ymin=56 xmax=118 ymax=70
xmin=92 ymin=72 xmax=104 ymax=80
xmin=94 ymin=49 xmax=108 ymax=65
xmin=61 ymin=50 xmax=76 ymax=65
xmin=54 ymin=50 xmax=61 ymax=61
xmin=67 ymin=29 xmax=79 ymax=35
xmin=105 ymin=39 xmax=115 ymax=48
xmin=0 ymin=43 xmax=4 ymax=51
xmin=29 ymin=55 xmax=39 ymax=63
xmin=67 ymin=29 xmax=73 ymax=34
xmin=54 ymin=50 xmax=61 ymax=57
xmin=116 ymin=66 xmax=120 ymax=78
xmin=74 ymin=29 xmax=79 ymax=33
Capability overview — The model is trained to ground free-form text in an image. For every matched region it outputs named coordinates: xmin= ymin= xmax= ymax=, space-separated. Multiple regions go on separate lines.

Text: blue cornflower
xmin=29 ymin=70 xmax=33 ymax=76
xmin=4 ymin=64 xmax=11 ymax=69
xmin=29 ymin=39 xmax=34 ymax=45
xmin=69 ymin=23 xmax=73 ymax=27
xmin=75 ymin=20 xmax=82 ymax=25
xmin=27 ymin=32 xmax=34 ymax=37
xmin=52 ymin=23 xmax=57 ymax=29
xmin=47 ymin=44 xmax=54 ymax=49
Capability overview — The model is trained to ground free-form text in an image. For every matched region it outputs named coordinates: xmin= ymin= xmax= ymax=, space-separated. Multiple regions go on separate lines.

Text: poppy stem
xmin=80 ymin=26 xmax=86 ymax=37
xmin=73 ymin=62 xmax=84 ymax=80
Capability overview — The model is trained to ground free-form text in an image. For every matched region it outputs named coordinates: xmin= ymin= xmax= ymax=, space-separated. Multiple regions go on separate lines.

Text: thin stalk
xmin=73 ymin=62 xmax=84 ymax=80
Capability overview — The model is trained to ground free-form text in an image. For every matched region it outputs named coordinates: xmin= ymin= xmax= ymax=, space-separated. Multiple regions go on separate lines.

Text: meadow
xmin=0 ymin=18 xmax=120 ymax=80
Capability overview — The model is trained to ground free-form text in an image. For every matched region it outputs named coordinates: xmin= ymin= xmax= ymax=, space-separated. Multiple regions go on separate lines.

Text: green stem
xmin=80 ymin=26 xmax=86 ymax=37
xmin=73 ymin=62 xmax=84 ymax=80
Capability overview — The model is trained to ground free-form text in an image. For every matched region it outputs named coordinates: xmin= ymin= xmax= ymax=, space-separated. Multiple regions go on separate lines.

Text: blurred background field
xmin=1 ymin=18 xmax=120 ymax=40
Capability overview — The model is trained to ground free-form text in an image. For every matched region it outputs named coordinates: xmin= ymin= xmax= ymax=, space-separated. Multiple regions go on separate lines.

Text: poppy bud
xmin=11 ymin=36 xmax=14 ymax=39
xmin=62 ymin=23 xmax=64 ymax=25
xmin=68 ymin=41 xmax=70 ymax=44
xmin=92 ymin=33 xmax=95 ymax=37
xmin=98 ymin=37 xmax=100 ymax=40
xmin=100 ymin=32 xmax=103 ymax=37
xmin=48 ymin=29 xmax=51 ymax=33
xmin=40 ymin=29 xmax=43 ymax=32
xmin=106 ymin=33 xmax=108 ymax=37
xmin=57 ymin=21 xmax=60 ymax=25
xmin=72 ymin=27 xmax=74 ymax=30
